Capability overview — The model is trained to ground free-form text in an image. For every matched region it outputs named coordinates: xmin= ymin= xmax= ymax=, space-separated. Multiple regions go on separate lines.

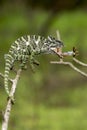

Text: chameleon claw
xmin=33 ymin=60 xmax=40 ymax=66
xmin=20 ymin=64 xmax=27 ymax=70
xmin=7 ymin=96 xmax=15 ymax=105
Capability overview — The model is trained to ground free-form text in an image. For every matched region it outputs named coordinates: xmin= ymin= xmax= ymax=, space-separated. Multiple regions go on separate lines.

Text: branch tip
xmin=50 ymin=60 xmax=87 ymax=77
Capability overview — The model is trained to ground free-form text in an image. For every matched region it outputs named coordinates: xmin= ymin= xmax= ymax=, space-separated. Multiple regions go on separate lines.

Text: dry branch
xmin=56 ymin=30 xmax=61 ymax=40
xmin=1 ymin=69 xmax=22 ymax=130
xmin=50 ymin=30 xmax=87 ymax=78
xmin=73 ymin=58 xmax=87 ymax=67
xmin=50 ymin=60 xmax=87 ymax=77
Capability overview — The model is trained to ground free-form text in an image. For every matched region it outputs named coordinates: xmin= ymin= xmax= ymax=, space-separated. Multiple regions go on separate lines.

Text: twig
xmin=1 ymin=69 xmax=22 ymax=130
xmin=50 ymin=61 xmax=87 ymax=77
xmin=73 ymin=58 xmax=87 ymax=67
xmin=0 ymin=73 xmax=13 ymax=83
xmin=56 ymin=30 xmax=61 ymax=40
xmin=53 ymin=30 xmax=87 ymax=77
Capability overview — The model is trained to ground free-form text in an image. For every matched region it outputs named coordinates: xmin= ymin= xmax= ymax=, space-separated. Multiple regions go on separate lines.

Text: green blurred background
xmin=0 ymin=0 xmax=87 ymax=130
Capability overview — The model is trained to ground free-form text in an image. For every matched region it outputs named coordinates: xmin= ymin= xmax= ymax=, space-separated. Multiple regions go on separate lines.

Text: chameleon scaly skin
xmin=4 ymin=35 xmax=64 ymax=96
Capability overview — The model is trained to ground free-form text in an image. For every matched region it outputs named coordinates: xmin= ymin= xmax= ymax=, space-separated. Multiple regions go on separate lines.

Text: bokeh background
xmin=0 ymin=0 xmax=87 ymax=130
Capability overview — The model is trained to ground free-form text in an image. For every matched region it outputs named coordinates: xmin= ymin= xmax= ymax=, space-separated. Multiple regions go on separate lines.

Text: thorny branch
xmin=1 ymin=69 xmax=22 ymax=130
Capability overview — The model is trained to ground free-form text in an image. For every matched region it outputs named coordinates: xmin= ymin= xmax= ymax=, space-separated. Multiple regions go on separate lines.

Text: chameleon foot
xmin=20 ymin=64 xmax=27 ymax=70
xmin=7 ymin=96 xmax=15 ymax=105
xmin=33 ymin=60 xmax=40 ymax=66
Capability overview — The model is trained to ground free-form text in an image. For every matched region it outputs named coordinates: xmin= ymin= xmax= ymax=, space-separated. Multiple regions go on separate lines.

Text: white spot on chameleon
xmin=35 ymin=36 xmax=40 ymax=45
xmin=26 ymin=41 xmax=29 ymax=46
xmin=17 ymin=45 xmax=21 ymax=51
xmin=35 ymin=41 xmax=39 ymax=45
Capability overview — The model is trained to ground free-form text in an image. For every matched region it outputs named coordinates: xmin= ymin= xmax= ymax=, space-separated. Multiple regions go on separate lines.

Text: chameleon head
xmin=44 ymin=36 xmax=64 ymax=54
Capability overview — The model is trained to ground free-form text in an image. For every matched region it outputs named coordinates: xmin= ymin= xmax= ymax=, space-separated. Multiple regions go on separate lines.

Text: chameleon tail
xmin=4 ymin=54 xmax=13 ymax=96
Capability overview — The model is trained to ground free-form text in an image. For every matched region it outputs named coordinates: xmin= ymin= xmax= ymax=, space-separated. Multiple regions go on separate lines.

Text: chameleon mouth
xmin=51 ymin=47 xmax=60 ymax=53
xmin=51 ymin=47 xmax=63 ymax=58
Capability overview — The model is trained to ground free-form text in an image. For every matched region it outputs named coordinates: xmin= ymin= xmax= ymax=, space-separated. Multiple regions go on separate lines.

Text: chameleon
xmin=4 ymin=35 xmax=64 ymax=96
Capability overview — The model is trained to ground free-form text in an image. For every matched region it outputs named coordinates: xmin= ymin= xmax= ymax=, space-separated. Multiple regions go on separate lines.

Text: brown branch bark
xmin=1 ymin=69 xmax=22 ymax=130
